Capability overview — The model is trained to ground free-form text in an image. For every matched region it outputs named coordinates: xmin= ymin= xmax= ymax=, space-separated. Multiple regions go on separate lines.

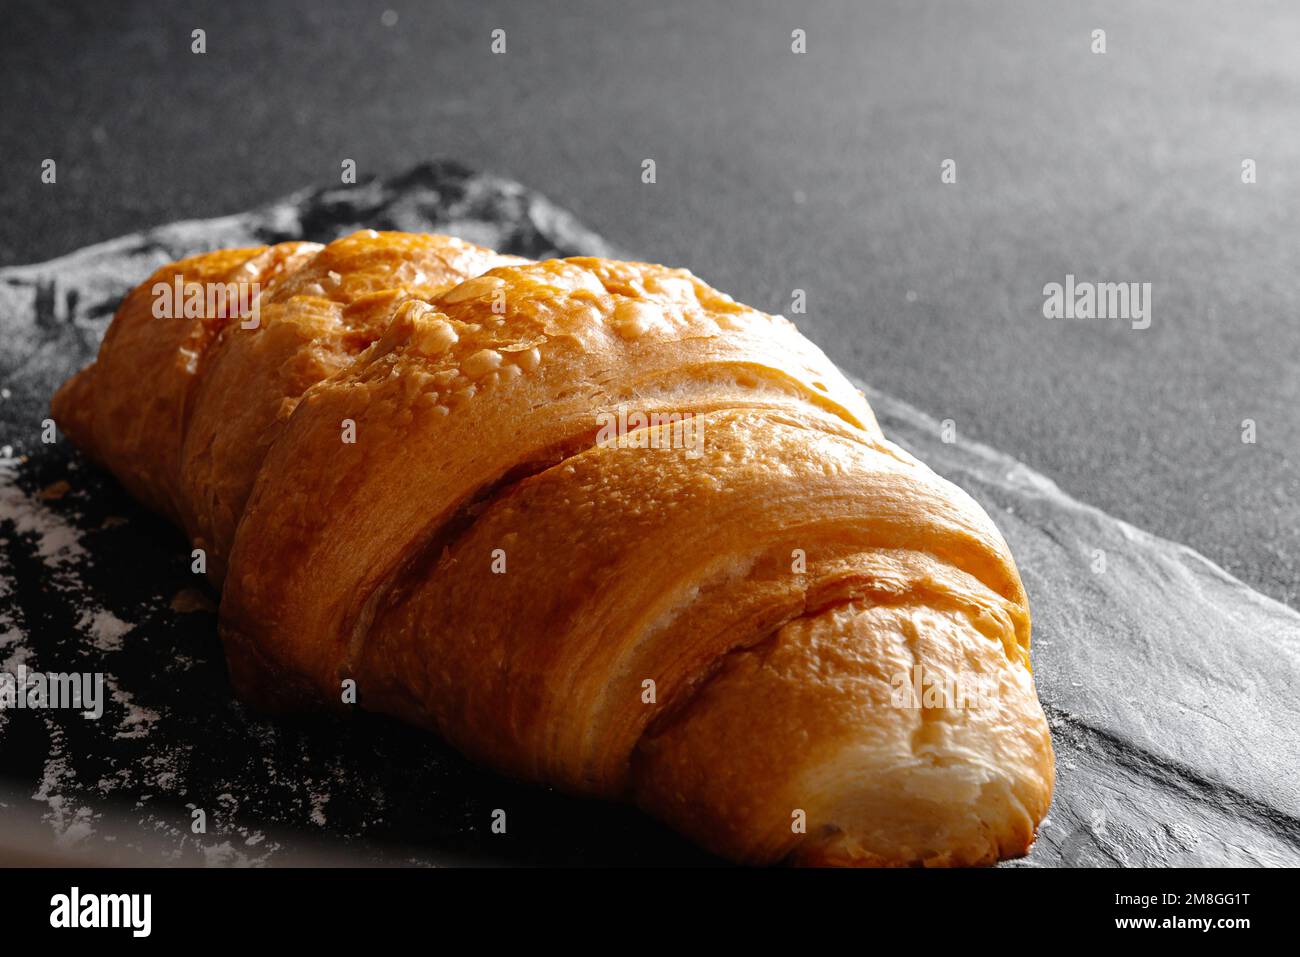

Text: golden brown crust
xmin=51 ymin=230 xmax=522 ymax=578
xmin=53 ymin=234 xmax=1054 ymax=867
xmin=50 ymin=243 xmax=319 ymax=522
xmin=178 ymin=230 xmax=524 ymax=580
xmin=221 ymin=258 xmax=882 ymax=709
xmin=634 ymin=592 xmax=1052 ymax=866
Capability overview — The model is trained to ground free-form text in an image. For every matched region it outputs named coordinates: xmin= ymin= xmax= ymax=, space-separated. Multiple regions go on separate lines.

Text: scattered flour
xmin=31 ymin=722 xmax=97 ymax=849
xmin=309 ymin=788 xmax=330 ymax=827
xmin=0 ymin=452 xmax=86 ymax=570
xmin=106 ymin=675 xmax=161 ymax=740
xmin=76 ymin=606 xmax=134 ymax=653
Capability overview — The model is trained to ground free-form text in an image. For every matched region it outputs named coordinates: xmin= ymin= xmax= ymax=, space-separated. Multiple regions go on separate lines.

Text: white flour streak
xmin=106 ymin=676 xmax=161 ymax=740
xmin=77 ymin=607 xmax=133 ymax=653
xmin=32 ymin=721 xmax=97 ymax=848
xmin=0 ymin=453 xmax=87 ymax=570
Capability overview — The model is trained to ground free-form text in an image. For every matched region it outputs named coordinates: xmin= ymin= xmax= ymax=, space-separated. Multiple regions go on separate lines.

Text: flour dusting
xmin=77 ymin=607 xmax=134 ymax=653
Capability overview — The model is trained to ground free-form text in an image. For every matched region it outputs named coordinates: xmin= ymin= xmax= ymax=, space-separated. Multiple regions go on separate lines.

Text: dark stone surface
xmin=1 ymin=164 xmax=1297 ymax=866
xmin=1 ymin=0 xmax=1296 ymax=608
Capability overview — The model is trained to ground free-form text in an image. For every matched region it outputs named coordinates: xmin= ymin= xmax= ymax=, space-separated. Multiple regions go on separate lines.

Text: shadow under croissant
xmin=3 ymin=446 xmax=733 ymax=866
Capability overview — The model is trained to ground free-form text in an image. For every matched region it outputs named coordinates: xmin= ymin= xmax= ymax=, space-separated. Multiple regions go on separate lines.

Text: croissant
xmin=52 ymin=229 xmax=1054 ymax=866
